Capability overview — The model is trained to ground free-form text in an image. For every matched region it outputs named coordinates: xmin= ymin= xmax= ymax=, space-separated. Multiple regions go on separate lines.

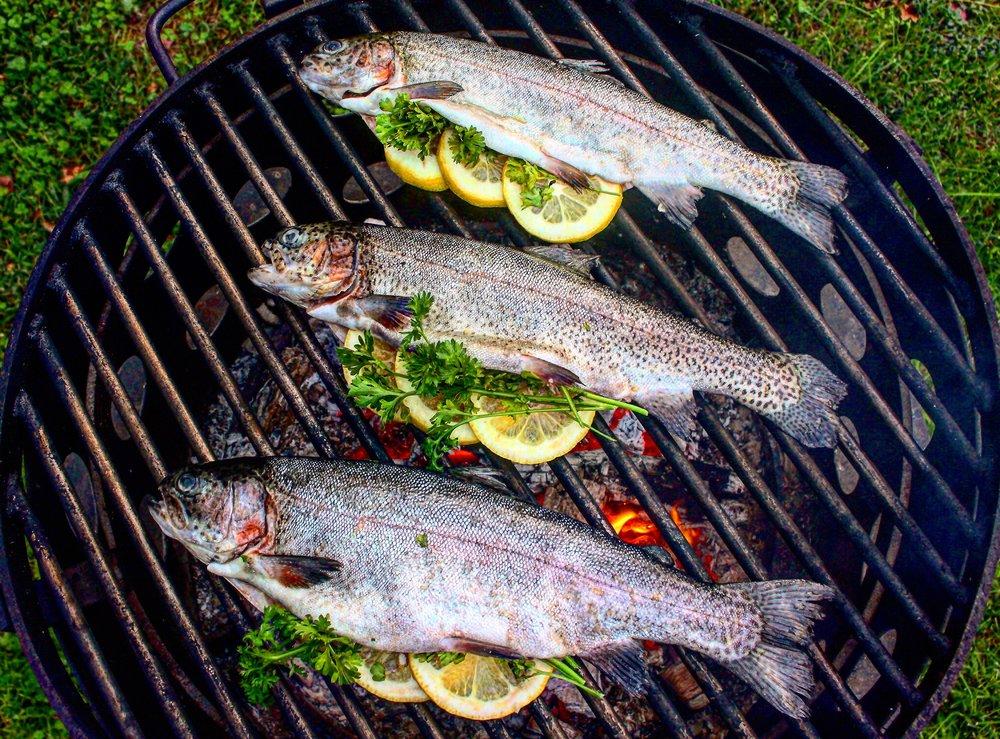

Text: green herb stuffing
xmin=448 ymin=125 xmax=489 ymax=167
xmin=415 ymin=532 xmax=429 ymax=548
xmin=414 ymin=651 xmax=466 ymax=669
xmin=505 ymin=158 xmax=556 ymax=209
xmin=510 ymin=656 xmax=603 ymax=697
xmin=238 ymin=605 xmax=363 ymax=706
xmin=337 ymin=292 xmax=647 ymax=470
xmin=374 ymin=93 xmax=449 ymax=159
xmin=369 ymin=662 xmax=387 ymax=682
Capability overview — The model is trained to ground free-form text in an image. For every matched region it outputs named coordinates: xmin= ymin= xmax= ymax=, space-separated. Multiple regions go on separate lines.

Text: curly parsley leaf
xmin=374 ymin=94 xmax=450 ymax=159
xmin=505 ymin=158 xmax=556 ymax=209
xmin=238 ymin=606 xmax=363 ymax=705
xmin=448 ymin=125 xmax=488 ymax=167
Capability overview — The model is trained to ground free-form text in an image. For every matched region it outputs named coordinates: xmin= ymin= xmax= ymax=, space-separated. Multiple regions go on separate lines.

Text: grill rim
xmin=0 ymin=0 xmax=997 ymax=735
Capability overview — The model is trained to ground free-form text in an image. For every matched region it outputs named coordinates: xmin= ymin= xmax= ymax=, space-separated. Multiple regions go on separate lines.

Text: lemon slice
xmin=502 ymin=163 xmax=622 ymax=243
xmin=468 ymin=394 xmax=595 ymax=465
xmin=355 ymin=649 xmax=429 ymax=703
xmin=385 ymin=145 xmax=448 ymax=192
xmin=341 ymin=329 xmax=396 ymax=386
xmin=408 ymin=654 xmax=550 ymax=720
xmin=437 ymin=129 xmax=506 ymax=207
xmin=395 ymin=352 xmax=478 ymax=446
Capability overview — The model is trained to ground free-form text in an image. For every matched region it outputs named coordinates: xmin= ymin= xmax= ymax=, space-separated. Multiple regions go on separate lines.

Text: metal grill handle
xmin=147 ymin=0 xmax=301 ymax=82
xmin=146 ymin=0 xmax=199 ymax=83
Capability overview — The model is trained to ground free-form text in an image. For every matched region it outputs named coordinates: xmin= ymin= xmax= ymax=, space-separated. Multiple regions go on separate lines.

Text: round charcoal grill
xmin=1 ymin=0 xmax=998 ymax=736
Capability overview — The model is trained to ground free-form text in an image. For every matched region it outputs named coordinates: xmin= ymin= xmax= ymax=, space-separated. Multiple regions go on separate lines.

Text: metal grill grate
xmin=1 ymin=0 xmax=997 ymax=736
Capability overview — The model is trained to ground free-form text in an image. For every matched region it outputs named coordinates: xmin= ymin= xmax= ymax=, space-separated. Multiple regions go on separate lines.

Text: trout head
xmin=146 ymin=461 xmax=273 ymax=564
xmin=299 ymin=35 xmax=400 ymax=104
xmin=248 ymin=222 xmax=360 ymax=308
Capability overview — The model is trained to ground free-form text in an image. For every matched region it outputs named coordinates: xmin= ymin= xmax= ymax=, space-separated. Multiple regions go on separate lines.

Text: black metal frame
xmin=1 ymin=0 xmax=997 ymax=736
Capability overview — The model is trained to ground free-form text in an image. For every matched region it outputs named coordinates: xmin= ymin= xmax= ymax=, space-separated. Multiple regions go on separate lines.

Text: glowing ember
xmin=602 ymin=499 xmax=718 ymax=580
xmin=602 ymin=499 xmax=668 ymax=548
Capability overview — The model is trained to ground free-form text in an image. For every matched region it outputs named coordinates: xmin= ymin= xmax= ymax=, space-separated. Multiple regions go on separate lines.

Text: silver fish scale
xmin=254 ymin=457 xmax=760 ymax=660
xmin=350 ymin=224 xmax=801 ymax=416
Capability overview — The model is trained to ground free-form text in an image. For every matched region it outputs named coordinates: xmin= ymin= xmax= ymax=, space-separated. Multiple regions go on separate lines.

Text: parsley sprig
xmin=373 ymin=93 xmax=488 ymax=167
xmin=238 ymin=607 xmax=604 ymax=705
xmin=374 ymin=94 xmax=449 ymax=159
xmin=505 ymin=158 xmax=556 ymax=209
xmin=238 ymin=605 xmax=363 ymax=705
xmin=337 ymin=292 xmax=646 ymax=470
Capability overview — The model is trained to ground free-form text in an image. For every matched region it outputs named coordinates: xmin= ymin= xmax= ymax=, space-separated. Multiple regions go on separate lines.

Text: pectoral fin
xmin=441 ymin=637 xmax=521 ymax=659
xmin=307 ymin=294 xmax=412 ymax=334
xmin=522 ymin=244 xmax=599 ymax=278
xmin=456 ymin=336 xmax=581 ymax=387
xmin=539 ymin=153 xmax=591 ymax=191
xmin=212 ymin=554 xmax=343 ymax=589
xmin=389 ymin=80 xmax=463 ymax=100
xmin=252 ymin=554 xmax=343 ymax=589
xmin=583 ymin=640 xmax=649 ymax=696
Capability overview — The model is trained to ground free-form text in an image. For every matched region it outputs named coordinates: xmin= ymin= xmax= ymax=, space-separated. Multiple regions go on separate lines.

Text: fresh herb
xmin=238 ymin=605 xmax=362 ymax=706
xmin=508 ymin=657 xmax=603 ymax=697
xmin=448 ymin=124 xmax=488 ymax=167
xmin=414 ymin=651 xmax=467 ymax=669
xmin=369 ymin=662 xmax=387 ymax=682
xmin=337 ymin=293 xmax=647 ymax=470
xmin=505 ymin=158 xmax=555 ymax=209
xmin=415 ymin=532 xmax=429 ymax=548
xmin=374 ymin=93 xmax=449 ymax=159
xmin=320 ymin=99 xmax=353 ymax=117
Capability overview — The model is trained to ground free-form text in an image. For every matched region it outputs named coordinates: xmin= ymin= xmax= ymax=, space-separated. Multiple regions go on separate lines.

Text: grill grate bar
xmin=4 ymin=475 xmax=141 ymax=736
xmin=609 ymin=0 xmax=980 ymax=535
xmin=47 ymin=256 xmax=344 ymax=734
xmin=769 ymin=62 xmax=975 ymax=314
xmin=698 ymin=409 xmax=920 ymax=702
xmin=16 ymin=388 xmax=197 ymax=738
xmin=173 ymin=105 xmax=392 ymax=463
xmin=109 ymin=182 xmax=275 ymax=455
xmin=679 ymin=22 xmax=985 ymax=456
xmin=1 ymin=472 xmax=111 ymax=736
xmin=55 ymin=277 xmax=167 ymax=477
xmin=233 ymin=61 xmax=348 ymax=220
xmin=141 ymin=136 xmax=340 ymax=459
xmin=29 ymin=295 xmax=279 ymax=732
xmin=77 ymin=228 xmax=214 ymax=462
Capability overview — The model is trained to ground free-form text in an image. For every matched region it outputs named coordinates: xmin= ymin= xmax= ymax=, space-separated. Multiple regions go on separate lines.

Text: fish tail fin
xmin=773 ymin=161 xmax=848 ymax=253
xmin=764 ymin=354 xmax=847 ymax=448
xmin=722 ymin=580 xmax=833 ymax=718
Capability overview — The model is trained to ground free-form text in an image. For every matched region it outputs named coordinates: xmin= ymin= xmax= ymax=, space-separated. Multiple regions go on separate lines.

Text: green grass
xmin=0 ymin=0 xmax=997 ymax=735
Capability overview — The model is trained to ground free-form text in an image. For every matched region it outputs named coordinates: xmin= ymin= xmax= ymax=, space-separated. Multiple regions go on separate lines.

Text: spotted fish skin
xmin=249 ymin=222 xmax=847 ymax=448
xmin=299 ymin=32 xmax=848 ymax=252
xmin=149 ymin=457 xmax=832 ymax=717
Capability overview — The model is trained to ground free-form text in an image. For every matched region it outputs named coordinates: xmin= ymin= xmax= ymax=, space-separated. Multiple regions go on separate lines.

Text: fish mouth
xmin=143 ymin=493 xmax=222 ymax=564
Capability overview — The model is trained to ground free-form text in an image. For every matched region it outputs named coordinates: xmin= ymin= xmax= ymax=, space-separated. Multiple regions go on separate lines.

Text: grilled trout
xmin=148 ymin=457 xmax=831 ymax=717
xmin=299 ymin=32 xmax=848 ymax=252
xmin=248 ymin=222 xmax=847 ymax=447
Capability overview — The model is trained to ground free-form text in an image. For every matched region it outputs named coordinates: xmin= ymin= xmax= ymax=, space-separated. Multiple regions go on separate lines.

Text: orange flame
xmin=601 ymin=499 xmax=718 ymax=580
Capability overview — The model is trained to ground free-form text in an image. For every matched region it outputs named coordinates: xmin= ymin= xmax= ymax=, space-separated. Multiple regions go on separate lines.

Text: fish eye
xmin=280 ymin=228 xmax=301 ymax=247
xmin=176 ymin=472 xmax=198 ymax=494
xmin=321 ymin=40 xmax=344 ymax=54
